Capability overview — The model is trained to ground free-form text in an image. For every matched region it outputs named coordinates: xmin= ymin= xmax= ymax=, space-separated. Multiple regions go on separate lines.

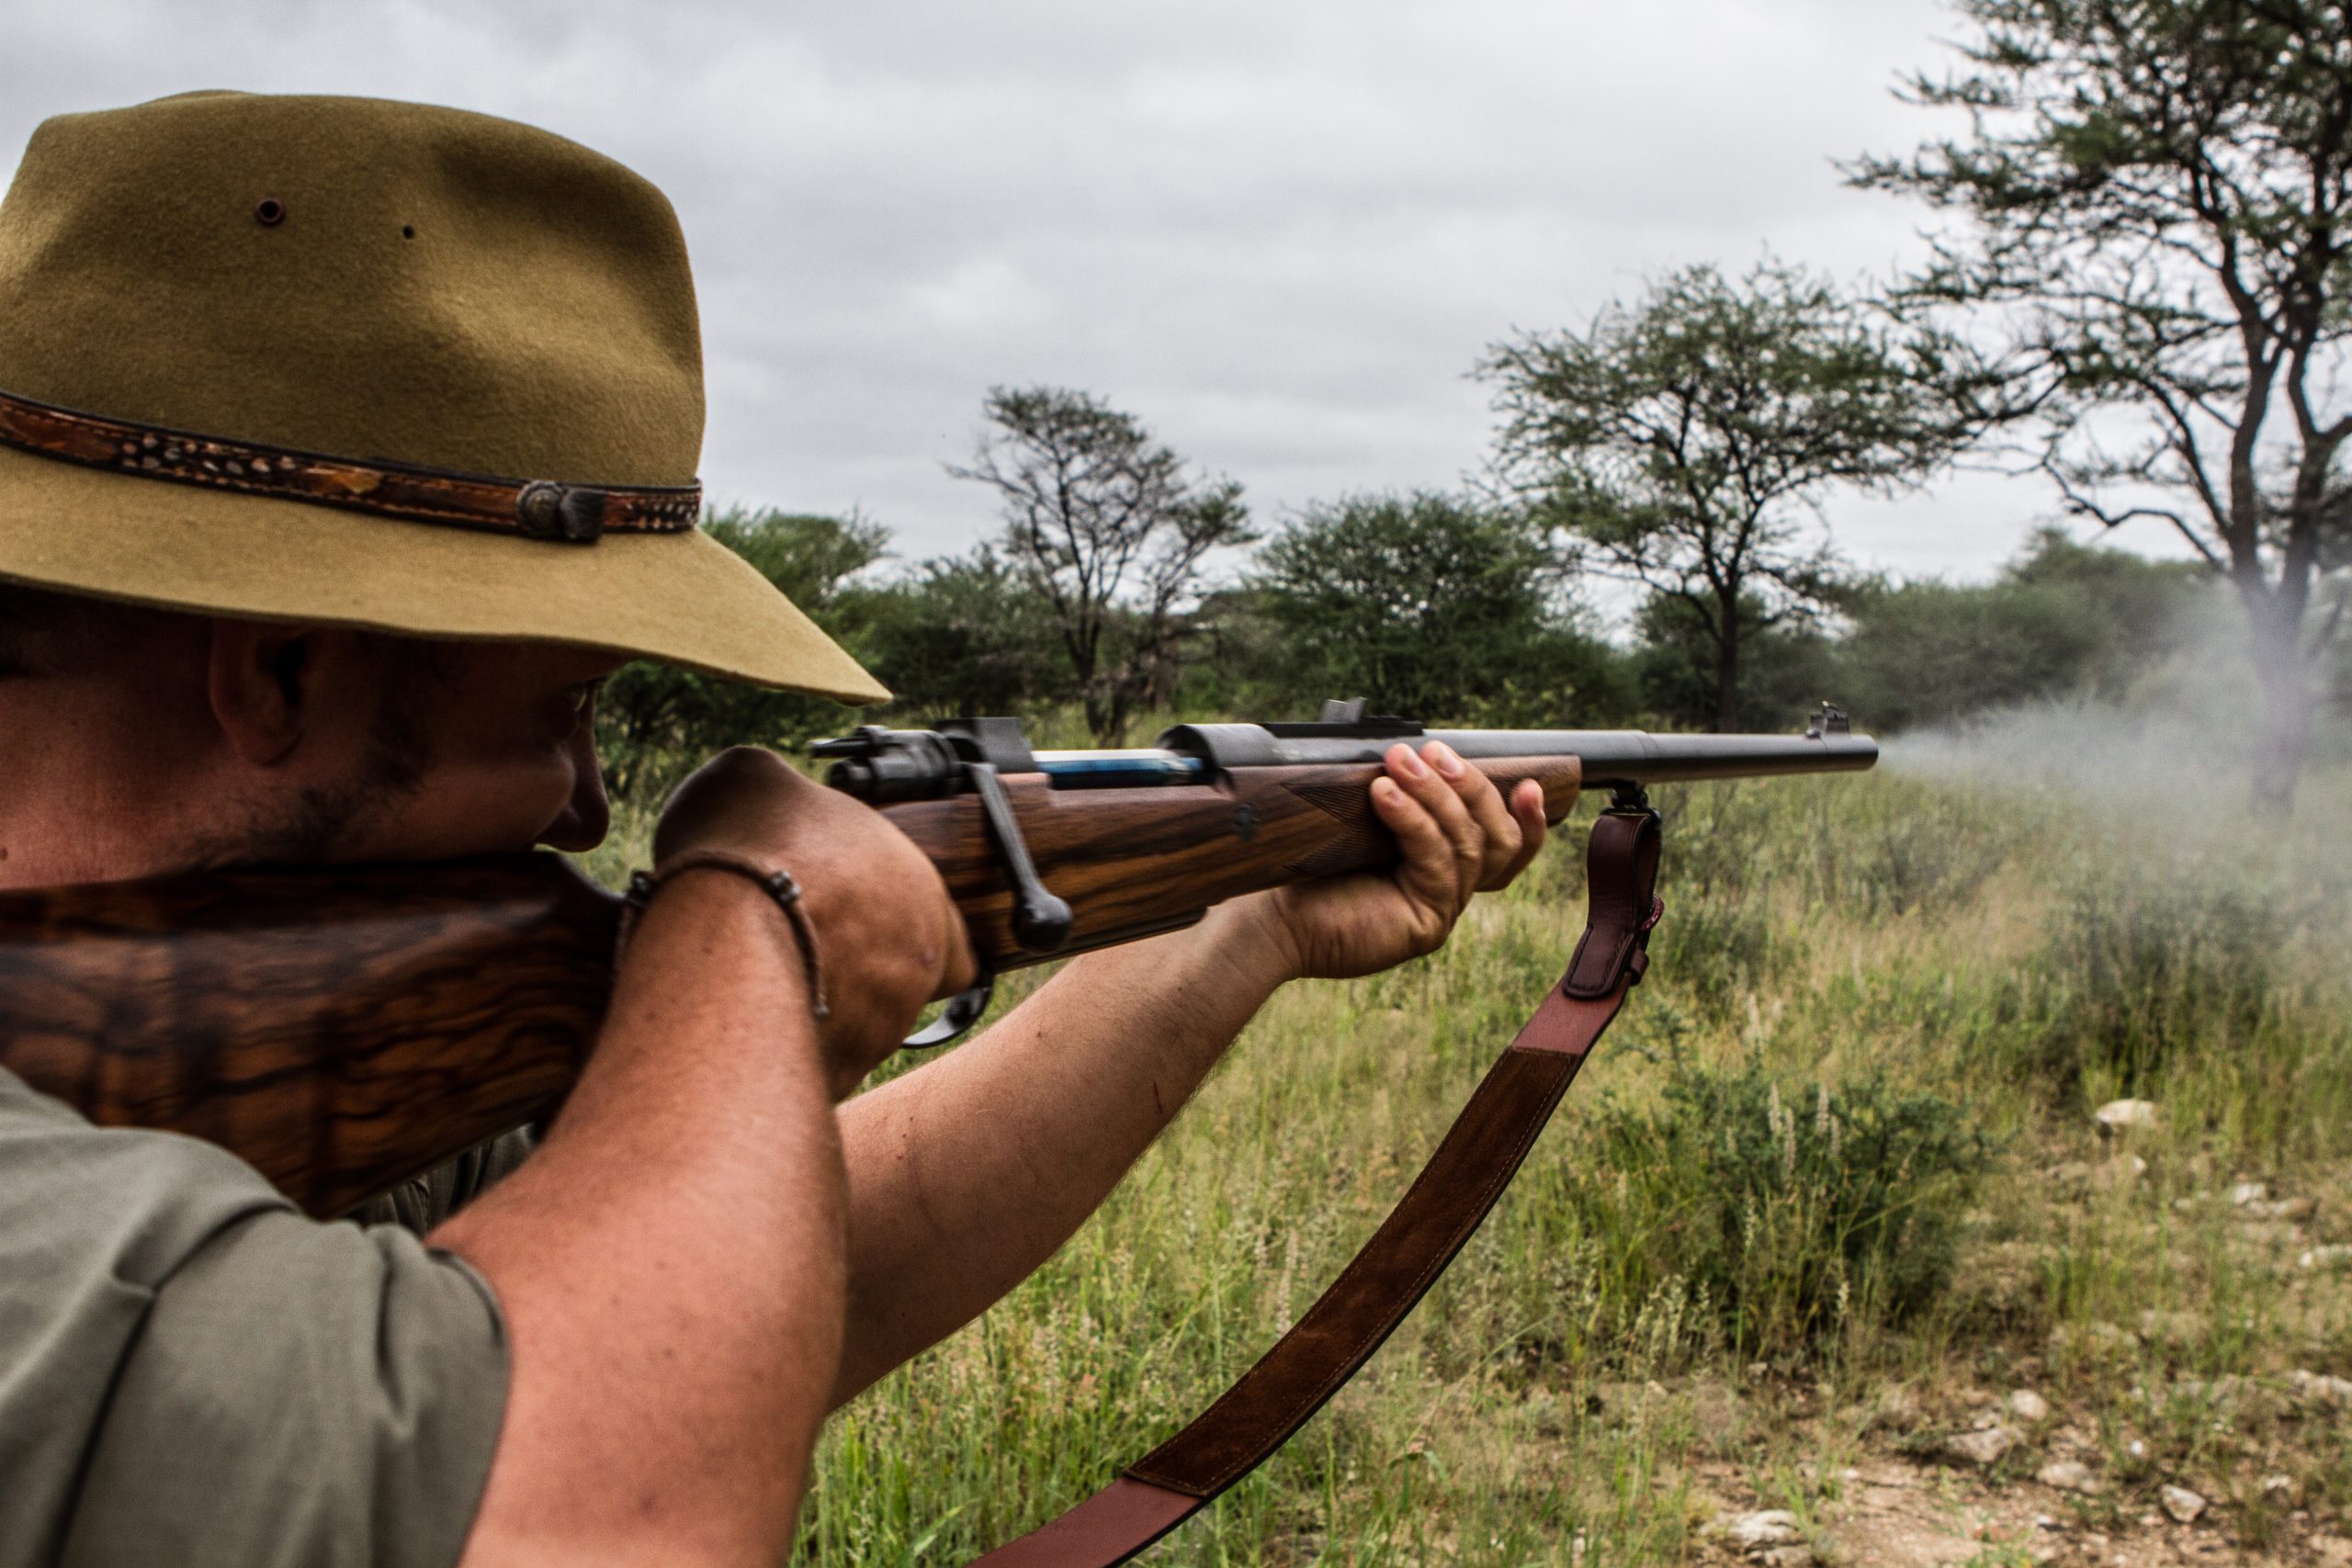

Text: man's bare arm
xmin=435 ymin=876 xmax=842 ymax=1567
xmin=436 ymin=750 xmax=972 ymax=1567
xmin=832 ymin=742 xmax=1547 ymax=1406
xmin=832 ymin=901 xmax=1283 ymax=1406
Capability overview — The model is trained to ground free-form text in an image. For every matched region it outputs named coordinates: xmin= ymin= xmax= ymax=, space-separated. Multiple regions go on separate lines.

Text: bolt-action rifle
xmin=0 ymin=703 xmax=1873 ymax=1218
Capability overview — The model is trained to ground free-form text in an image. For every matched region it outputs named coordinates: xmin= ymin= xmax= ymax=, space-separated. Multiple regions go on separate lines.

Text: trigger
xmin=903 ymin=976 xmax=995 ymax=1048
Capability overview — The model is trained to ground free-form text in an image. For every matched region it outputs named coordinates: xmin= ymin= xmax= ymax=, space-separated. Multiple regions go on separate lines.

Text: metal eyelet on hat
xmin=515 ymin=479 xmax=608 ymax=543
xmin=254 ymin=198 xmax=286 ymax=227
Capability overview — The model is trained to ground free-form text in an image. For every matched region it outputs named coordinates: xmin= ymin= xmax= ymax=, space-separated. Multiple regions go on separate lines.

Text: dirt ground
xmin=1684 ymin=1425 xmax=2352 ymax=1568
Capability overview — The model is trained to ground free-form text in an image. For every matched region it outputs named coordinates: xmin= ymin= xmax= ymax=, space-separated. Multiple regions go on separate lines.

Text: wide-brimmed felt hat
xmin=0 ymin=90 xmax=887 ymax=704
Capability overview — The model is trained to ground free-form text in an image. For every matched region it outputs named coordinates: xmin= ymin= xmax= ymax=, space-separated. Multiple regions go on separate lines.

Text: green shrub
xmin=1645 ymin=900 xmax=1780 ymax=1014
xmin=857 ymin=547 xmax=1072 ymax=719
xmin=2029 ymin=861 xmax=2286 ymax=1094
xmin=1244 ymin=491 xmax=1635 ymax=726
xmin=1832 ymin=530 xmax=2210 ymax=732
xmin=1568 ymin=1052 xmax=1995 ymax=1360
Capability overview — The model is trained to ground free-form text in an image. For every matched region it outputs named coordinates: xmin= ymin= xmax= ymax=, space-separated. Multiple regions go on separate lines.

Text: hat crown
xmin=0 ymin=92 xmax=703 ymax=485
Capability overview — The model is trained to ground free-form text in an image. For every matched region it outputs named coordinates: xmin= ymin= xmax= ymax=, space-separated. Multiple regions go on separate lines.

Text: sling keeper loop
xmin=1562 ymin=806 xmax=1663 ymax=998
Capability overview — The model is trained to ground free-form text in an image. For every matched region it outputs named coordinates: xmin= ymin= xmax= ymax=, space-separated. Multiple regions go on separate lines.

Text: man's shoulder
xmin=0 ymin=1062 xmax=537 ymax=1238
xmin=0 ymin=1066 xmax=291 ymax=1277
xmin=0 ymin=1066 xmax=513 ymax=1568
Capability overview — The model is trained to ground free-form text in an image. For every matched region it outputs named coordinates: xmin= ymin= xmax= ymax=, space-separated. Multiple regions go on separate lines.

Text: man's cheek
xmin=393 ymin=745 xmax=580 ymax=858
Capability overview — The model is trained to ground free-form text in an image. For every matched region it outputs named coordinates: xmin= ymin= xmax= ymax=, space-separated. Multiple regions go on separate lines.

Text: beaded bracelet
xmin=614 ymin=849 xmax=831 ymax=1020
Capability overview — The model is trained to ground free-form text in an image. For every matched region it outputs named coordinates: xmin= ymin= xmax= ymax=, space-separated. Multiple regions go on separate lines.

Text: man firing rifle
xmin=0 ymin=92 xmax=1546 ymax=1567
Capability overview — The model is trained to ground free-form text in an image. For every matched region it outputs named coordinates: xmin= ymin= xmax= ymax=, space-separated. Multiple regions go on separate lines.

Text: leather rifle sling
xmin=966 ymin=806 xmax=1665 ymax=1568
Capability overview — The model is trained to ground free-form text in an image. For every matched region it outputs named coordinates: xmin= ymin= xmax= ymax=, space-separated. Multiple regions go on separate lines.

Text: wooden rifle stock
xmin=0 ymin=753 xmax=1583 ymax=1216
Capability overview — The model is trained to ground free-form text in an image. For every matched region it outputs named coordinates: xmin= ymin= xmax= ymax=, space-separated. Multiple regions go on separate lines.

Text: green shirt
xmin=0 ymin=1067 xmax=515 ymax=1568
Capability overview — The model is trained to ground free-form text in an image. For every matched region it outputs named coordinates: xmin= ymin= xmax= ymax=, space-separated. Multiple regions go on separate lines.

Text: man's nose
xmin=538 ymin=713 xmax=612 ymax=852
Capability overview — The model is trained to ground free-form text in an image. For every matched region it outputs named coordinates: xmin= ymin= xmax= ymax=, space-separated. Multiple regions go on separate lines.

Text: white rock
xmin=2125 ymin=1438 xmax=2148 ymax=1460
xmin=1724 ymin=1510 xmax=1804 ymax=1551
xmin=2231 ymin=1180 xmax=2269 ymax=1206
xmin=2008 ymin=1389 xmax=2052 ymax=1423
xmin=2289 ymin=1370 xmax=2352 ymax=1409
xmin=2037 ymin=1459 xmax=2104 ymax=1495
xmin=2261 ymin=1474 xmax=2300 ymax=1502
xmin=2094 ymin=1099 xmax=2157 ymax=1132
xmin=2160 ymin=1484 xmax=2207 ymax=1524
xmin=1946 ymin=1426 xmax=2018 ymax=1467
xmin=1756 ymin=1549 xmax=1815 ymax=1568
xmin=2095 ymin=1154 xmax=2149 ymax=1190
xmin=2171 ymin=1373 xmax=2249 ymax=1405
xmin=2301 ymin=1245 xmax=2352 ymax=1270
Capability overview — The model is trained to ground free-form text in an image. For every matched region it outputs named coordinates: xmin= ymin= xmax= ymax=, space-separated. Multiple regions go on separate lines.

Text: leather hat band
xmin=0 ymin=385 xmax=700 ymax=545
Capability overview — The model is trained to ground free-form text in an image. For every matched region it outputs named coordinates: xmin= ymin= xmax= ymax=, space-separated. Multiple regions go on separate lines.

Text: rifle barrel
xmin=1139 ymin=723 xmax=1878 ymax=789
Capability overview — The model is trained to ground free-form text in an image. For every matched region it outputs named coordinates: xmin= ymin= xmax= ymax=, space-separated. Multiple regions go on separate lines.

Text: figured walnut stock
xmin=0 ymin=757 xmax=1578 ymax=1213
xmin=883 ymin=756 xmax=1582 ymax=965
xmin=0 ymin=856 xmax=621 ymax=1217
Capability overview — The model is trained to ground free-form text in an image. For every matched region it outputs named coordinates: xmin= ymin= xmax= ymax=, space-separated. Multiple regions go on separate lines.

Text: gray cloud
xmin=2 ymin=0 xmax=2143 ymax=590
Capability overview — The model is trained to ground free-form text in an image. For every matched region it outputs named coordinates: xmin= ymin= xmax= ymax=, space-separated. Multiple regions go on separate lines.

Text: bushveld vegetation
xmin=581 ymin=697 xmax=2352 ymax=1565
xmin=573 ymin=7 xmax=2352 ymax=1551
xmin=576 ymin=266 xmax=2344 ymax=1568
xmin=593 ymin=505 xmax=2289 ymax=794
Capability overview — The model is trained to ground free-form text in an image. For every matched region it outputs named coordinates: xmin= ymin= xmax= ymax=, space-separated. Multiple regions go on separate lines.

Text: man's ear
xmin=206 ymin=620 xmax=319 ymax=765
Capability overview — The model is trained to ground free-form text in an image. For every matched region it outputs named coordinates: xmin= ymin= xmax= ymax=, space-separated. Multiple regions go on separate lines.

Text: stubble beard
xmin=185 ymin=643 xmax=439 ymax=871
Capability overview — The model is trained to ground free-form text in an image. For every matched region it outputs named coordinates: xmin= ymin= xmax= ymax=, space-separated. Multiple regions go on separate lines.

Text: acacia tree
xmin=1851 ymin=0 xmax=2352 ymax=805
xmin=951 ymin=386 xmax=1251 ymax=743
xmin=1253 ymin=491 xmax=1574 ymax=721
xmin=1481 ymin=260 xmax=1970 ymax=731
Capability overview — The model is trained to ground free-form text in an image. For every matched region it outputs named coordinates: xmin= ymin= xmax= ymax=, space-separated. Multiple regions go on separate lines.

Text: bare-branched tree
xmin=951 ymin=386 xmax=1251 ymax=744
xmin=1851 ymin=0 xmax=2352 ymax=805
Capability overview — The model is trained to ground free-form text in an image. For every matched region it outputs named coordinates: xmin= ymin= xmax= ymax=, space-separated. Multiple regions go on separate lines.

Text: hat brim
xmin=0 ymin=444 xmax=888 ymax=704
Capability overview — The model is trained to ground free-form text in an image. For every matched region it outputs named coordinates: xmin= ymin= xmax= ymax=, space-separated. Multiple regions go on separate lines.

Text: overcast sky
xmin=5 ymin=0 xmax=2177 ymax=593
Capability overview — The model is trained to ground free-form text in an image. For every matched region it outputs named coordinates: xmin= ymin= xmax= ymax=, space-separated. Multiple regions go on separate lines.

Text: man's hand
xmin=653 ymin=747 xmax=976 ymax=1095
xmin=1243 ymin=740 xmax=1549 ymax=983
